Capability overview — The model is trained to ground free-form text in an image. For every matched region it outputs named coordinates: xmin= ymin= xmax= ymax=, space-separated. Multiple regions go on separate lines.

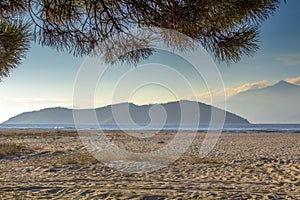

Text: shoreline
xmin=1 ymin=127 xmax=300 ymax=134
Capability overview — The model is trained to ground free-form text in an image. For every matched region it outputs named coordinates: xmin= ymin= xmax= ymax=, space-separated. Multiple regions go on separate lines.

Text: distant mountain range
xmin=226 ymin=81 xmax=300 ymax=123
xmin=3 ymin=100 xmax=249 ymax=125
xmin=4 ymin=81 xmax=299 ymax=125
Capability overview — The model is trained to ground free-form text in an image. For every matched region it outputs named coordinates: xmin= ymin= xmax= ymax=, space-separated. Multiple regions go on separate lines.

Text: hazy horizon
xmin=2 ymin=78 xmax=300 ymax=124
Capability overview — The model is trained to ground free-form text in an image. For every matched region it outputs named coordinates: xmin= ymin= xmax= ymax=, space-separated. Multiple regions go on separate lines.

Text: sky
xmin=1 ymin=1 xmax=300 ymax=123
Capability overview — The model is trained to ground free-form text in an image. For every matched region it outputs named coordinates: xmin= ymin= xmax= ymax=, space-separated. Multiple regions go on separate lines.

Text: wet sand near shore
xmin=0 ymin=129 xmax=299 ymax=199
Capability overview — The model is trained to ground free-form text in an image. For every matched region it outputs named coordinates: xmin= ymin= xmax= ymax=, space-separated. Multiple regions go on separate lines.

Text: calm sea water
xmin=0 ymin=124 xmax=300 ymax=133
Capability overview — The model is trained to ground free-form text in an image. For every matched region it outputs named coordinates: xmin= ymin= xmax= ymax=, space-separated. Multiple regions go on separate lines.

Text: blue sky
xmin=1 ymin=1 xmax=300 ymax=122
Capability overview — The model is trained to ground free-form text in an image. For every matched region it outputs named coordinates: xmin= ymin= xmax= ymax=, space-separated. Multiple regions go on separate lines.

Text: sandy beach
xmin=0 ymin=129 xmax=299 ymax=199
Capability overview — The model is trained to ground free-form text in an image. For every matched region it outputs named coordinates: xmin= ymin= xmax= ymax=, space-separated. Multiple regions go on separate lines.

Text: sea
xmin=0 ymin=124 xmax=300 ymax=133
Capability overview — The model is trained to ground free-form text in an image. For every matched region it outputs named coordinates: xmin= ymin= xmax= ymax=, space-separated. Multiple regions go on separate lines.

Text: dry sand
xmin=0 ymin=129 xmax=299 ymax=199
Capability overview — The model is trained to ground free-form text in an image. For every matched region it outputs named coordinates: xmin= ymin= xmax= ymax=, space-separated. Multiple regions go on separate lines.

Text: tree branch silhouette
xmin=0 ymin=0 xmax=283 ymax=80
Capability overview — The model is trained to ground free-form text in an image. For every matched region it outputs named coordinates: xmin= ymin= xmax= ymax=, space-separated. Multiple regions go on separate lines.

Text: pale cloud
xmin=0 ymin=97 xmax=72 ymax=123
xmin=193 ymin=80 xmax=269 ymax=104
xmin=8 ymin=97 xmax=72 ymax=104
xmin=273 ymin=53 xmax=300 ymax=66
xmin=224 ymin=80 xmax=269 ymax=97
xmin=285 ymin=76 xmax=300 ymax=86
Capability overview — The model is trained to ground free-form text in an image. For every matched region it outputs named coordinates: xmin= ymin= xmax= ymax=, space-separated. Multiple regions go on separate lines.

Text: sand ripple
xmin=0 ymin=130 xmax=299 ymax=199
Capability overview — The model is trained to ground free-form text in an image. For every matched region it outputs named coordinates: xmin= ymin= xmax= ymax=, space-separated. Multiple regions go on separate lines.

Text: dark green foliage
xmin=0 ymin=0 xmax=284 ymax=80
xmin=0 ymin=20 xmax=31 ymax=79
xmin=0 ymin=0 xmax=30 ymax=80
